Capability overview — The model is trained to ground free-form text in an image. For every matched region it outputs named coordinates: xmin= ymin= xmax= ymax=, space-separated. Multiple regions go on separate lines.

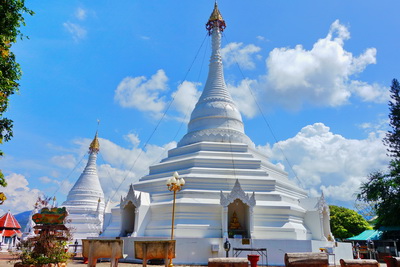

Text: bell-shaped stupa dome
xmin=178 ymin=2 xmax=253 ymax=148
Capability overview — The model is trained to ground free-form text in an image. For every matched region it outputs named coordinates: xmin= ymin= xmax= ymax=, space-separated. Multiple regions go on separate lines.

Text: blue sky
xmin=1 ymin=0 xmax=399 ymax=216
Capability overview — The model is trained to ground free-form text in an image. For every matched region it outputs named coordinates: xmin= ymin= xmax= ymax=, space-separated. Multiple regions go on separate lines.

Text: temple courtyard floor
xmin=0 ymin=252 xmax=387 ymax=267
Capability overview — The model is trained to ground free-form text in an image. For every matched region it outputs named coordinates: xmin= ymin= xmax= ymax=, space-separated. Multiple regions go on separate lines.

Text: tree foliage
xmin=358 ymin=79 xmax=400 ymax=228
xmin=329 ymin=205 xmax=371 ymax=240
xmin=384 ymin=79 xmax=400 ymax=158
xmin=0 ymin=0 xmax=34 ymax=187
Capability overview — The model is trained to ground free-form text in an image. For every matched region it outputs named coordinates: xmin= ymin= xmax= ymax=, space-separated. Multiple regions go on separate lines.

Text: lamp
xmin=223 ymin=238 xmax=231 ymax=258
xmin=166 ymin=171 xmax=185 ymax=267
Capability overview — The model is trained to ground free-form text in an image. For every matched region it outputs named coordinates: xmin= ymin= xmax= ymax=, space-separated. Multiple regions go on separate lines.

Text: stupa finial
xmin=88 ymin=120 xmax=100 ymax=154
xmin=206 ymin=1 xmax=226 ymax=35
xmin=89 ymin=131 xmax=100 ymax=154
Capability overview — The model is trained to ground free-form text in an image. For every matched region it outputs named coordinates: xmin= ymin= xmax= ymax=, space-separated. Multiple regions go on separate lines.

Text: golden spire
xmin=208 ymin=1 xmax=223 ymax=22
xmin=206 ymin=1 xmax=226 ymax=35
xmin=89 ymin=131 xmax=100 ymax=154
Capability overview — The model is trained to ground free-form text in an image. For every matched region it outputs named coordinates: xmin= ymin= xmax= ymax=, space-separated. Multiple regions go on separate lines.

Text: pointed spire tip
xmin=206 ymin=2 xmax=226 ymax=34
xmin=89 ymin=131 xmax=100 ymax=154
xmin=208 ymin=1 xmax=224 ymax=22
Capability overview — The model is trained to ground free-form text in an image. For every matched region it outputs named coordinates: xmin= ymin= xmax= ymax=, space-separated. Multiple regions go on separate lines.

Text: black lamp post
xmin=223 ymin=238 xmax=231 ymax=258
xmin=73 ymin=239 xmax=79 ymax=256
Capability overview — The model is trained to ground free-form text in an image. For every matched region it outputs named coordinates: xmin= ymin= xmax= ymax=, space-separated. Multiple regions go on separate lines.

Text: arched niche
xmin=121 ymin=201 xmax=136 ymax=237
xmin=120 ymin=184 xmax=141 ymax=237
xmin=228 ymin=198 xmax=249 ymax=238
xmin=220 ymin=179 xmax=256 ymax=239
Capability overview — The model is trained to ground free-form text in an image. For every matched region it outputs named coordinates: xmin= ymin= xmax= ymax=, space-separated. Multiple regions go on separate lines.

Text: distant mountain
xmin=15 ymin=210 xmax=31 ymax=230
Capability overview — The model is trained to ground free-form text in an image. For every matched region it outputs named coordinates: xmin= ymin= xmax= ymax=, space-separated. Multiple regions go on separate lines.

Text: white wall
xmin=116 ymin=237 xmax=353 ymax=266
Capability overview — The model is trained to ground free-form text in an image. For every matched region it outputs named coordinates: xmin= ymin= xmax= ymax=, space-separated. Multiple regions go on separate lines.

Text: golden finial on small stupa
xmin=89 ymin=120 xmax=100 ymax=154
xmin=0 ymin=192 xmax=6 ymax=205
xmin=208 ymin=1 xmax=223 ymax=22
xmin=89 ymin=131 xmax=100 ymax=154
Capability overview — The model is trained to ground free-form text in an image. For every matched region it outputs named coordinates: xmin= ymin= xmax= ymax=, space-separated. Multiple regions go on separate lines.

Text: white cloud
xmin=98 ymin=139 xmax=176 ymax=200
xmin=114 ymin=69 xmax=168 ymax=116
xmin=228 ymin=79 xmax=259 ymax=118
xmin=124 ymin=133 xmax=140 ymax=148
xmin=114 ymin=72 xmax=201 ymax=121
xmin=67 ymin=136 xmax=176 ymax=202
xmin=63 ymin=22 xmax=87 ymax=41
xmin=260 ymin=122 xmax=389 ymax=202
xmin=38 ymin=176 xmax=74 ymax=197
xmin=221 ymin=42 xmax=261 ymax=70
xmin=110 ymin=20 xmax=385 ymax=122
xmin=98 ymin=164 xmax=136 ymax=201
xmin=320 ymin=178 xmax=363 ymax=201
xmin=328 ymin=20 xmax=350 ymax=44
xmin=0 ymin=173 xmax=41 ymax=214
xmin=95 ymin=137 xmax=175 ymax=171
xmin=171 ymin=81 xmax=201 ymax=121
xmin=51 ymin=154 xmax=77 ymax=169
xmin=261 ymin=19 xmax=387 ymax=109
xmin=114 ymin=20 xmax=387 ymax=120
xmin=358 ymin=117 xmax=388 ymax=133
xmin=75 ymin=7 xmax=87 ymax=21
xmin=39 ymin=176 xmax=54 ymax=184
xmin=349 ymin=81 xmax=389 ymax=103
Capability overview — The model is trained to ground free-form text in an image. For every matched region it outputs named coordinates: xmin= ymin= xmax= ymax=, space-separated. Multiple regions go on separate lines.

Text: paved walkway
xmin=0 ymin=252 xmax=201 ymax=267
xmin=0 ymin=252 xmax=388 ymax=267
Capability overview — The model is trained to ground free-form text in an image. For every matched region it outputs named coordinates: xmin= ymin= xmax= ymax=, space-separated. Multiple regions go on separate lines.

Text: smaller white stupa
xmin=62 ymin=132 xmax=105 ymax=241
xmin=21 ymin=203 xmax=39 ymax=241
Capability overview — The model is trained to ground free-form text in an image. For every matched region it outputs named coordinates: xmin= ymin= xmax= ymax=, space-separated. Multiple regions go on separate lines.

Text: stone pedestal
xmin=208 ymin=257 xmax=248 ymax=267
xmin=339 ymin=259 xmax=379 ymax=267
xmin=285 ymin=252 xmax=328 ymax=267
xmin=134 ymin=240 xmax=175 ymax=267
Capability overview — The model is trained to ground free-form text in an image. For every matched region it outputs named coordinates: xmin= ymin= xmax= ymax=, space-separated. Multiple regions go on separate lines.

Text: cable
xmin=197 ymin=33 xmax=209 ymax=82
xmin=173 ymin=34 xmax=210 ymax=141
xmin=222 ymin=34 xmax=304 ymax=188
xmin=98 ymin=151 xmax=117 ymax=191
xmin=225 ymin=104 xmax=238 ymax=182
xmin=109 ymin=33 xmax=210 ymax=201
xmin=51 ymin=153 xmax=87 ymax=197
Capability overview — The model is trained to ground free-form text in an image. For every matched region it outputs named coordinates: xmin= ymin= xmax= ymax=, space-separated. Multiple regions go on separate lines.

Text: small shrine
xmin=15 ymin=203 xmax=71 ymax=266
xmin=30 ymin=207 xmax=70 ymax=243
xmin=0 ymin=211 xmax=22 ymax=249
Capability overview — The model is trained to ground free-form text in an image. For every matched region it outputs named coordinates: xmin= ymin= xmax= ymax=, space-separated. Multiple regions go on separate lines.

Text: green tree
xmin=384 ymin=79 xmax=400 ymax=158
xmin=0 ymin=0 xmax=34 ymax=186
xmin=329 ymin=205 xmax=371 ymax=240
xmin=358 ymin=79 xmax=400 ymax=228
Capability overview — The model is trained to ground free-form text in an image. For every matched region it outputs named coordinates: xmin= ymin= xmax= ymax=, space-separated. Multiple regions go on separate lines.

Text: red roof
xmin=0 ymin=229 xmax=22 ymax=237
xmin=0 ymin=211 xmax=21 ymax=229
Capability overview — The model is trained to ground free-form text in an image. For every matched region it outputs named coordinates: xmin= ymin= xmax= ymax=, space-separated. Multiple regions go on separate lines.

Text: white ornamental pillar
xmin=222 ymin=206 xmax=228 ymax=238
xmin=249 ymin=207 xmax=254 ymax=239
xmin=132 ymin=208 xmax=139 ymax=237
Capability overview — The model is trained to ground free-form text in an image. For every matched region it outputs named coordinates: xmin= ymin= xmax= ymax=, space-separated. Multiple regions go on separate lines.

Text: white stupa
xmin=102 ymin=3 xmax=352 ymax=265
xmin=62 ymin=132 xmax=105 ymax=241
xmin=21 ymin=203 xmax=39 ymax=241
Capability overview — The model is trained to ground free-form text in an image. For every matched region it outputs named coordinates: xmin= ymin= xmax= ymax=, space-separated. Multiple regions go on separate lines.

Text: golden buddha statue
xmin=229 ymin=211 xmax=242 ymax=230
